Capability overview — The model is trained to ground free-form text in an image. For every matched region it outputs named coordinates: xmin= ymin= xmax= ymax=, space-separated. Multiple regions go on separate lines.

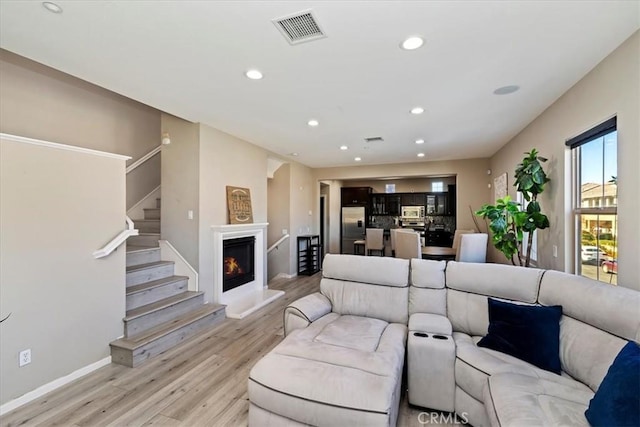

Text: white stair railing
xmin=93 ymin=217 xmax=139 ymax=259
xmin=267 ymin=234 xmax=290 ymax=254
xmin=126 ymin=145 xmax=161 ymax=174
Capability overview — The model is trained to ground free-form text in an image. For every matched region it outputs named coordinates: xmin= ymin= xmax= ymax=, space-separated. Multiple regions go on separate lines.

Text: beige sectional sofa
xmin=248 ymin=254 xmax=640 ymax=426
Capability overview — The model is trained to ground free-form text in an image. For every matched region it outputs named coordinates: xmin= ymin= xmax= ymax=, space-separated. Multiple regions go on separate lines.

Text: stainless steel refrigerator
xmin=341 ymin=206 xmax=366 ymax=254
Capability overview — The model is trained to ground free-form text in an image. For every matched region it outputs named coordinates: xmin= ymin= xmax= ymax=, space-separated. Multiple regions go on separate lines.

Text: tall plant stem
xmin=524 ymin=194 xmax=537 ymax=267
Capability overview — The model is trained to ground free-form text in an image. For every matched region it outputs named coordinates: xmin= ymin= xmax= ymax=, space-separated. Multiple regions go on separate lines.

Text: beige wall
xmin=288 ymin=162 xmax=318 ymax=276
xmin=160 ymin=114 xmax=200 ymax=269
xmin=0 ymin=49 xmax=161 ymax=210
xmin=345 ymin=176 xmax=457 ymax=194
xmin=198 ymin=124 xmax=268 ymax=303
xmin=489 ymin=31 xmax=639 ymax=289
xmin=267 ymin=164 xmax=291 ymax=280
xmin=314 ymin=159 xmax=491 ymax=252
xmin=0 ymin=137 xmax=126 ymax=406
xmin=324 ymin=180 xmax=343 ymax=254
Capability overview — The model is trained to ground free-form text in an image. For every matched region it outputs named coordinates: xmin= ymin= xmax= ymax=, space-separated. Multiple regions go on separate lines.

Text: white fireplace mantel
xmin=211 ymin=222 xmax=283 ymax=319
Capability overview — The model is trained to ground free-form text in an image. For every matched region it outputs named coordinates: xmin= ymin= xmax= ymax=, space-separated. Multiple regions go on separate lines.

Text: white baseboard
xmin=0 ymin=356 xmax=112 ymax=416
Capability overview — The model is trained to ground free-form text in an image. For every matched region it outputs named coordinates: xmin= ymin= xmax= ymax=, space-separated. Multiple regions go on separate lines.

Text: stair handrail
xmin=126 ymin=145 xmax=161 ymax=174
xmin=93 ymin=216 xmax=139 ymax=259
xmin=267 ymin=234 xmax=290 ymax=254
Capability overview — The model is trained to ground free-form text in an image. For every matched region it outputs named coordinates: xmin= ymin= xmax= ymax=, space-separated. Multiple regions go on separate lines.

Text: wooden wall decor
xmin=226 ymin=186 xmax=254 ymax=224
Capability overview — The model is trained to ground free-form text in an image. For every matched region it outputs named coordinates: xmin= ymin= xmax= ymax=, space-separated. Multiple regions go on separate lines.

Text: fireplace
xmin=212 ymin=222 xmax=283 ymax=319
xmin=223 ymin=236 xmax=255 ymax=292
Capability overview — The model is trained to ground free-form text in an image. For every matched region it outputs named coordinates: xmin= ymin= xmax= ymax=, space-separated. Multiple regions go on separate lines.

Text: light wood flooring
xmin=1 ymin=273 xmax=453 ymax=427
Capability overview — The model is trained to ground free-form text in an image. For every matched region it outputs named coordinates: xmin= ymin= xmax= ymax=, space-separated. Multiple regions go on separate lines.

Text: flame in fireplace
xmin=224 ymin=257 xmax=244 ymax=277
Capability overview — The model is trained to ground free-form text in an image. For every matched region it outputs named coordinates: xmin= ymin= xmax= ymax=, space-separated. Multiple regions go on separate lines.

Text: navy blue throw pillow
xmin=585 ymin=341 xmax=640 ymax=427
xmin=477 ymin=298 xmax=562 ymax=374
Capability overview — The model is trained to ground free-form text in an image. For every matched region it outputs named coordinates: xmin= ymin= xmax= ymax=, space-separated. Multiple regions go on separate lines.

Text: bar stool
xmin=354 ymin=240 xmax=366 ymax=255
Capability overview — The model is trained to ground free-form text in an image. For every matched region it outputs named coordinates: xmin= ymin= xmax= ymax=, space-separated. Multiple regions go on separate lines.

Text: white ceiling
xmin=1 ymin=1 xmax=638 ymax=168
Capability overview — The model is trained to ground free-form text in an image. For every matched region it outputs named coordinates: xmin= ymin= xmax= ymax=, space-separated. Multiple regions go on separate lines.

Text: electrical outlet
xmin=19 ymin=349 xmax=31 ymax=367
xmin=282 ymin=229 xmax=288 ymax=235
xmin=553 ymin=245 xmax=558 ymax=258
xmin=187 ymin=210 xmax=194 ymax=220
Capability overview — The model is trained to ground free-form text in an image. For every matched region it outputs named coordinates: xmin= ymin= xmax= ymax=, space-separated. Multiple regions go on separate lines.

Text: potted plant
xmin=476 ymin=149 xmax=550 ymax=267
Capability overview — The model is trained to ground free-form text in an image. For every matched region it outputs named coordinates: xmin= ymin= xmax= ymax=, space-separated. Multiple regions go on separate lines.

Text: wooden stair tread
xmin=126 ymin=260 xmax=173 ymax=273
xmin=111 ymin=304 xmax=225 ymax=350
xmin=126 ymin=275 xmax=188 ymax=296
xmin=125 ymin=291 xmax=202 ymax=320
xmin=132 ymin=219 xmax=160 ymax=223
xmin=136 ymin=233 xmax=160 ymax=236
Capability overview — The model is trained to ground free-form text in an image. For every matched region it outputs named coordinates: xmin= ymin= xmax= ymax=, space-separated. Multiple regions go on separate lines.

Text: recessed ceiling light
xmin=493 ymin=85 xmax=520 ymax=95
xmin=401 ymin=36 xmax=424 ymax=50
xmin=417 ymin=153 xmax=425 ymax=158
xmin=289 ymin=152 xmax=298 ymax=157
xmin=410 ymin=106 xmax=424 ymax=115
xmin=354 ymin=157 xmax=362 ymax=162
xmin=42 ymin=1 xmax=63 ymax=13
xmin=307 ymin=119 xmax=319 ymax=127
xmin=340 ymin=145 xmax=348 ymax=150
xmin=415 ymin=139 xmax=425 ymax=144
xmin=245 ymin=69 xmax=263 ymax=80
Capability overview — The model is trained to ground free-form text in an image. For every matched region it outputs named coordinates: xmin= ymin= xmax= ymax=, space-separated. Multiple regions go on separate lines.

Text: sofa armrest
xmin=284 ymin=292 xmax=332 ymax=336
xmin=409 ymin=313 xmax=452 ymax=335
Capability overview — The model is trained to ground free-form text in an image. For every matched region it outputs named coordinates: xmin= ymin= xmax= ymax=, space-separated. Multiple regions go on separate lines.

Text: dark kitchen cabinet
xmin=370 ymin=194 xmax=401 ymax=215
xmin=341 ymin=187 xmax=372 ymax=206
xmin=447 ymin=185 xmax=457 ymax=216
xmin=401 ymin=193 xmax=425 ymax=206
xmin=426 ymin=193 xmax=448 ymax=215
xmin=386 ymin=195 xmax=401 ymax=215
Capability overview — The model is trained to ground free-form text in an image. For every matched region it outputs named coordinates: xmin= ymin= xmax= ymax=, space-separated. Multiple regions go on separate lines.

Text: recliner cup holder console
xmin=412 ymin=332 xmax=448 ymax=340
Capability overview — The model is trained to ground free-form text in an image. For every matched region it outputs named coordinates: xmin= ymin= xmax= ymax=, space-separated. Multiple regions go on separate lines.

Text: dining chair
xmin=456 ymin=233 xmax=488 ymax=263
xmin=452 ymin=229 xmax=475 ymax=250
xmin=365 ymin=228 xmax=385 ymax=256
xmin=394 ymin=230 xmax=421 ymax=260
xmin=390 ymin=228 xmax=402 ymax=257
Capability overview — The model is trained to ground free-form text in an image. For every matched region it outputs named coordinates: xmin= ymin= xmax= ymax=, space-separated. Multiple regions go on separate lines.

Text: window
xmin=385 ymin=183 xmax=396 ymax=194
xmin=567 ymin=117 xmax=617 ymax=285
xmin=431 ymin=181 xmax=444 ymax=192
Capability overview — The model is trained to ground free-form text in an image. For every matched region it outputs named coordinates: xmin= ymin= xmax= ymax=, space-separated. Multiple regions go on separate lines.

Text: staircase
xmin=110 ymin=199 xmax=225 ymax=367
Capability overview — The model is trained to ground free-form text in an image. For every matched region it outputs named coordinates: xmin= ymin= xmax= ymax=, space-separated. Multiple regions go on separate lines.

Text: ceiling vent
xmin=272 ymin=10 xmax=326 ymax=45
xmin=365 ymin=137 xmax=384 ymax=143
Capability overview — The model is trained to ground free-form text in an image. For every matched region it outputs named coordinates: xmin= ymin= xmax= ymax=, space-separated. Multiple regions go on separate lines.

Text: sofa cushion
xmin=410 ymin=258 xmax=446 ymax=289
xmin=478 ymin=298 xmax=562 ymax=374
xmin=484 ymin=372 xmax=593 ymax=427
xmin=322 ymin=253 xmax=409 ymax=287
xmin=453 ymin=332 xmax=590 ymax=402
xmin=539 ymin=270 xmax=640 ymax=342
xmin=585 ymin=341 xmax=640 ymax=427
xmin=445 ymin=261 xmax=543 ymax=303
xmin=559 ymin=315 xmax=627 ymax=393
xmin=249 ymin=313 xmax=407 ymax=426
xmin=322 ymin=278 xmax=409 ymax=324
xmin=315 ymin=315 xmax=389 ymax=352
xmin=409 ymin=259 xmax=447 ymax=316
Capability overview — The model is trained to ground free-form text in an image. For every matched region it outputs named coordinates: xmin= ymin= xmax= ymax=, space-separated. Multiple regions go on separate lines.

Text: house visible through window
xmin=432 ymin=181 xmax=444 ymax=192
xmin=567 ymin=117 xmax=617 ymax=285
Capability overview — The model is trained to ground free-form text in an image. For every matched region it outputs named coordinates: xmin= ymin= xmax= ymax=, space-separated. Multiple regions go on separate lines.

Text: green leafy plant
xmin=476 ymin=149 xmax=550 ymax=267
